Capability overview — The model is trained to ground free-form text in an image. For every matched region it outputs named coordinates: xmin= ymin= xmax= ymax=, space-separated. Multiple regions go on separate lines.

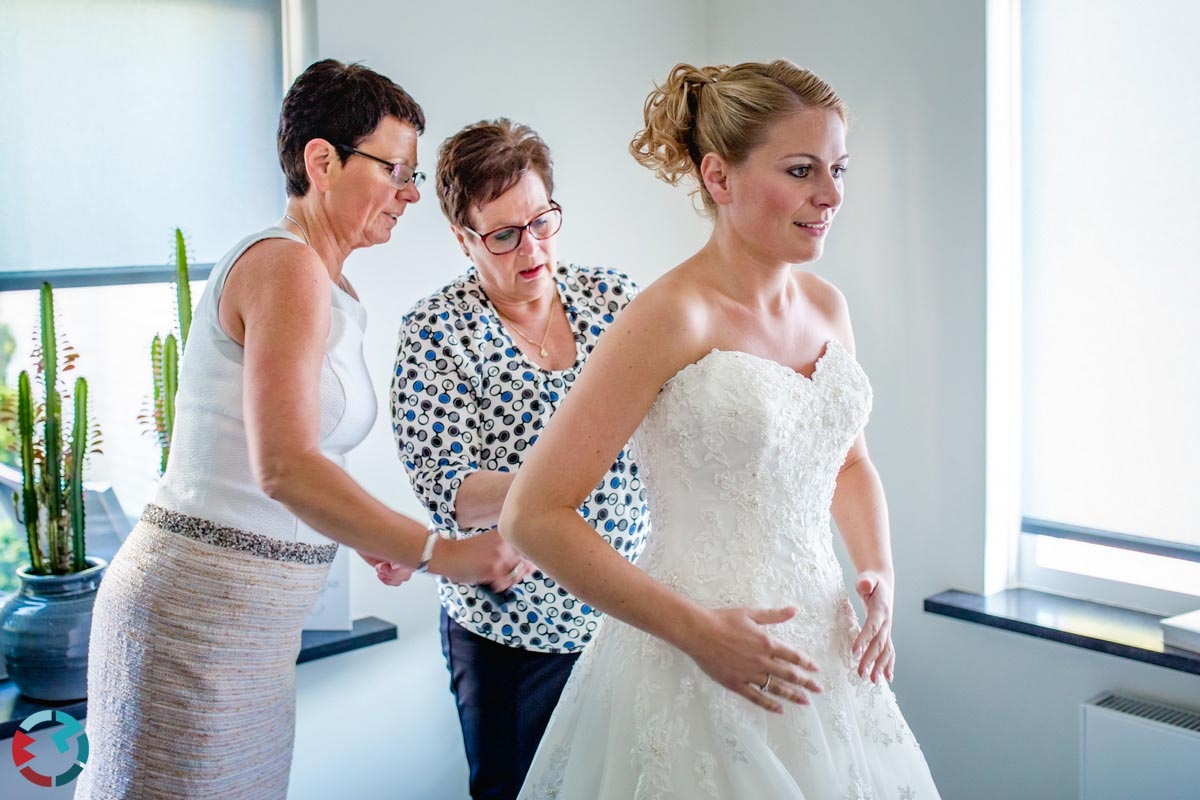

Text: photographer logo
xmin=11 ymin=709 xmax=88 ymax=787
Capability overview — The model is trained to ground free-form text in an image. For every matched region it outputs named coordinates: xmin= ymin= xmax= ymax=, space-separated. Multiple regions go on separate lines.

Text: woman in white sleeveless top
xmin=77 ymin=60 xmax=524 ymax=800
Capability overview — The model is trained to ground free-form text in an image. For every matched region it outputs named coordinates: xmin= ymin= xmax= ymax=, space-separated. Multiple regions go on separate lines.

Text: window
xmin=0 ymin=0 xmax=285 ymax=587
xmin=990 ymin=0 xmax=1200 ymax=612
xmin=0 ymin=0 xmax=284 ymax=277
xmin=1 ymin=281 xmax=208 ymax=511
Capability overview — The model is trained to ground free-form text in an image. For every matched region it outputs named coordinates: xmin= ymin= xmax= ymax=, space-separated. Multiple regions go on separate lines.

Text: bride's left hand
xmin=852 ymin=570 xmax=895 ymax=683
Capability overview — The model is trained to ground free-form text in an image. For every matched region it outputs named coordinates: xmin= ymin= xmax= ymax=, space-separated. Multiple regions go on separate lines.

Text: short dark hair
xmin=436 ymin=119 xmax=555 ymax=230
xmin=277 ymin=59 xmax=426 ymax=197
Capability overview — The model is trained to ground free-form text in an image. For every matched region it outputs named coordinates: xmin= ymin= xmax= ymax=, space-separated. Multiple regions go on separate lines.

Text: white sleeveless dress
xmin=77 ymin=228 xmax=376 ymax=799
xmin=519 ymin=341 xmax=940 ymax=799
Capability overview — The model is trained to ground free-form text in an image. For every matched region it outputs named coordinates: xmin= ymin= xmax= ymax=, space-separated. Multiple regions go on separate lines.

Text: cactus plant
xmin=16 ymin=371 xmax=43 ymax=575
xmin=173 ymin=227 xmax=192 ymax=352
xmin=10 ymin=282 xmax=96 ymax=576
xmin=142 ymin=227 xmax=194 ymax=473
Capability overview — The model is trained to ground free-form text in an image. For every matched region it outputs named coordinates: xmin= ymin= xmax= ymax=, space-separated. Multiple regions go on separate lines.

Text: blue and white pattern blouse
xmin=391 ymin=262 xmax=649 ymax=653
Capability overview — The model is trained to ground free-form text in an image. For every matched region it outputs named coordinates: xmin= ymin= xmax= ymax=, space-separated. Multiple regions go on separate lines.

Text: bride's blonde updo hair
xmin=630 ymin=59 xmax=847 ymax=214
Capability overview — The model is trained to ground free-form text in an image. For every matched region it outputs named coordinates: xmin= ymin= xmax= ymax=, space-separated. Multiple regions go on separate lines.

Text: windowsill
xmin=924 ymin=588 xmax=1200 ymax=676
xmin=0 ymin=615 xmax=397 ymax=739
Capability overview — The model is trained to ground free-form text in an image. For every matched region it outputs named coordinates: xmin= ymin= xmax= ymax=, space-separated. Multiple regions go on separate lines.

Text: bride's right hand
xmin=426 ymin=530 xmax=531 ymax=589
xmin=683 ymin=606 xmax=822 ymax=714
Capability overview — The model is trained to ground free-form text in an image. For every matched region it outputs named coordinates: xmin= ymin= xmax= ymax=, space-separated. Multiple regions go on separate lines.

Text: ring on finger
xmin=506 ymin=561 xmax=524 ymax=581
xmin=759 ymin=674 xmax=772 ymax=693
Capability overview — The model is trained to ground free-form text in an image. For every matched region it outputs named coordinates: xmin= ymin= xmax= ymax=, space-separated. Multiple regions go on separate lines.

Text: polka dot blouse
xmin=391 ymin=262 xmax=649 ymax=653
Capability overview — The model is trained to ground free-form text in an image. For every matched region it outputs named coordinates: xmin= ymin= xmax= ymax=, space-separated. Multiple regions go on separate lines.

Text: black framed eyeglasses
xmin=463 ymin=203 xmax=563 ymax=255
xmin=335 ymin=143 xmax=425 ymax=190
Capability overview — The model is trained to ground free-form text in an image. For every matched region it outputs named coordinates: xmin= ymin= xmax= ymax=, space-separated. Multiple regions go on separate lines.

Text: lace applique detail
xmin=523 ymin=744 xmax=568 ymax=800
xmin=694 ymin=752 xmax=721 ymax=798
xmin=831 ymin=696 xmax=854 ymax=744
xmin=785 ymin=714 xmax=822 ymax=764
xmin=842 ymin=762 xmax=875 ymax=800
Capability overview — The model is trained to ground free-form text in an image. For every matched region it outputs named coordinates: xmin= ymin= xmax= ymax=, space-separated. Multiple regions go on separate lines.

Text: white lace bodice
xmin=631 ymin=340 xmax=871 ymax=611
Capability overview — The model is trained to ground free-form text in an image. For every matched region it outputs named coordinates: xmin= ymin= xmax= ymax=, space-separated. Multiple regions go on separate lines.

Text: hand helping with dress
xmin=851 ymin=570 xmax=895 ymax=683
xmin=684 ymin=606 xmax=822 ymax=715
xmin=358 ymin=553 xmax=417 ymax=587
xmin=432 ymin=530 xmax=535 ymax=590
xmin=361 ymin=530 xmax=533 ymax=590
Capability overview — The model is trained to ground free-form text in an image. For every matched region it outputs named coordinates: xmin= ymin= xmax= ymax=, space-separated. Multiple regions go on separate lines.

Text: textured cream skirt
xmin=74 ymin=504 xmax=336 ymax=799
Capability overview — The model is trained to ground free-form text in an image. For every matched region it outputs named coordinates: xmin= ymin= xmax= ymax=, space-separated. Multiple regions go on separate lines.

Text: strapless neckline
xmin=663 ymin=338 xmax=845 ymax=392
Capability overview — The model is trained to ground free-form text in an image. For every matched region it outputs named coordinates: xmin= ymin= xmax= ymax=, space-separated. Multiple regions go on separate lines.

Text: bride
xmin=500 ymin=60 xmax=940 ymax=798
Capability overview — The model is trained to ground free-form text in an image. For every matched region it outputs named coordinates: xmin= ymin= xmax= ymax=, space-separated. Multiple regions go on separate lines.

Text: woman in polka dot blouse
xmin=387 ymin=119 xmax=648 ymax=799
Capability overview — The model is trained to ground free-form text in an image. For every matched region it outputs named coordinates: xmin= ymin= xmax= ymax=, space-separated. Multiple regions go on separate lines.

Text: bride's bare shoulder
xmin=592 ymin=264 xmax=714 ymax=380
xmin=617 ymin=265 xmax=707 ymax=332
xmin=795 ymin=270 xmax=846 ymax=316
xmin=795 ymin=270 xmax=855 ymax=352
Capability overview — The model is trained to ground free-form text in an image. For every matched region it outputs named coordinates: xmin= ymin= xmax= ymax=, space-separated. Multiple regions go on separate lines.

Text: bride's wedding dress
xmin=519 ymin=340 xmax=940 ymax=799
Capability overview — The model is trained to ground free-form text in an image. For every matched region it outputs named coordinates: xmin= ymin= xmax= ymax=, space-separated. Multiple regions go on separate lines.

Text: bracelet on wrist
xmin=415 ymin=529 xmax=439 ymax=574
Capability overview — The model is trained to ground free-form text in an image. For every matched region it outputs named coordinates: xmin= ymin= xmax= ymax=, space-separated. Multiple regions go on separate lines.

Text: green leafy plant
xmin=8 ymin=283 xmax=101 ymax=575
xmin=142 ymin=228 xmax=194 ymax=474
xmin=0 ymin=321 xmax=21 ymax=592
xmin=0 ymin=321 xmax=17 ymax=468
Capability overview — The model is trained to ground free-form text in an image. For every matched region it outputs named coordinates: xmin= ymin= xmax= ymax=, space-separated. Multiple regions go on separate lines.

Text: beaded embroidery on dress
xmin=518 ymin=340 xmax=941 ymax=799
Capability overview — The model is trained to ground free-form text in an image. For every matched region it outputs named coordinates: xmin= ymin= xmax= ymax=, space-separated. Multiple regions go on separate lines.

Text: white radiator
xmin=1081 ymin=692 xmax=1200 ymax=800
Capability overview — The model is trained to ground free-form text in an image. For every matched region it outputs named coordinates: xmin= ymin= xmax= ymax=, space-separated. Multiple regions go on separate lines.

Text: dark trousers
xmin=440 ymin=608 xmax=580 ymax=800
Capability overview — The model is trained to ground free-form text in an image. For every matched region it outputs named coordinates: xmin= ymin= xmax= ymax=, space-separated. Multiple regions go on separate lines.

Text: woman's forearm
xmin=502 ymin=504 xmax=711 ymax=652
xmin=830 ymin=457 xmax=894 ymax=579
xmin=260 ymin=450 xmax=430 ymax=565
xmin=454 ymin=470 xmax=517 ymax=529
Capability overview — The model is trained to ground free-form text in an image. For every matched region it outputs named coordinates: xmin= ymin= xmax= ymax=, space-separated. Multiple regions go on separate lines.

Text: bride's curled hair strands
xmin=630 ymin=59 xmax=848 ymax=214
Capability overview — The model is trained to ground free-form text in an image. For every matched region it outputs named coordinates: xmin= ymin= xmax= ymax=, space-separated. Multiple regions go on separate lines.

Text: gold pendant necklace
xmin=502 ymin=304 xmax=555 ymax=358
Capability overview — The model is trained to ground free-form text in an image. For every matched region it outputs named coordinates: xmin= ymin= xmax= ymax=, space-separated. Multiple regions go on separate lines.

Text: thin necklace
xmin=501 ymin=303 xmax=555 ymax=358
xmin=282 ymin=214 xmax=310 ymax=246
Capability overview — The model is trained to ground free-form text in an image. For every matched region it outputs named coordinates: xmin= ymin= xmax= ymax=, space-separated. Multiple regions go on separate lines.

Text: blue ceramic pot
xmin=0 ymin=557 xmax=107 ymax=701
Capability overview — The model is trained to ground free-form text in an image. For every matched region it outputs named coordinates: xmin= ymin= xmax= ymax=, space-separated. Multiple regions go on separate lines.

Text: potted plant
xmin=0 ymin=282 xmax=104 ymax=701
xmin=141 ymin=227 xmax=193 ymax=474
